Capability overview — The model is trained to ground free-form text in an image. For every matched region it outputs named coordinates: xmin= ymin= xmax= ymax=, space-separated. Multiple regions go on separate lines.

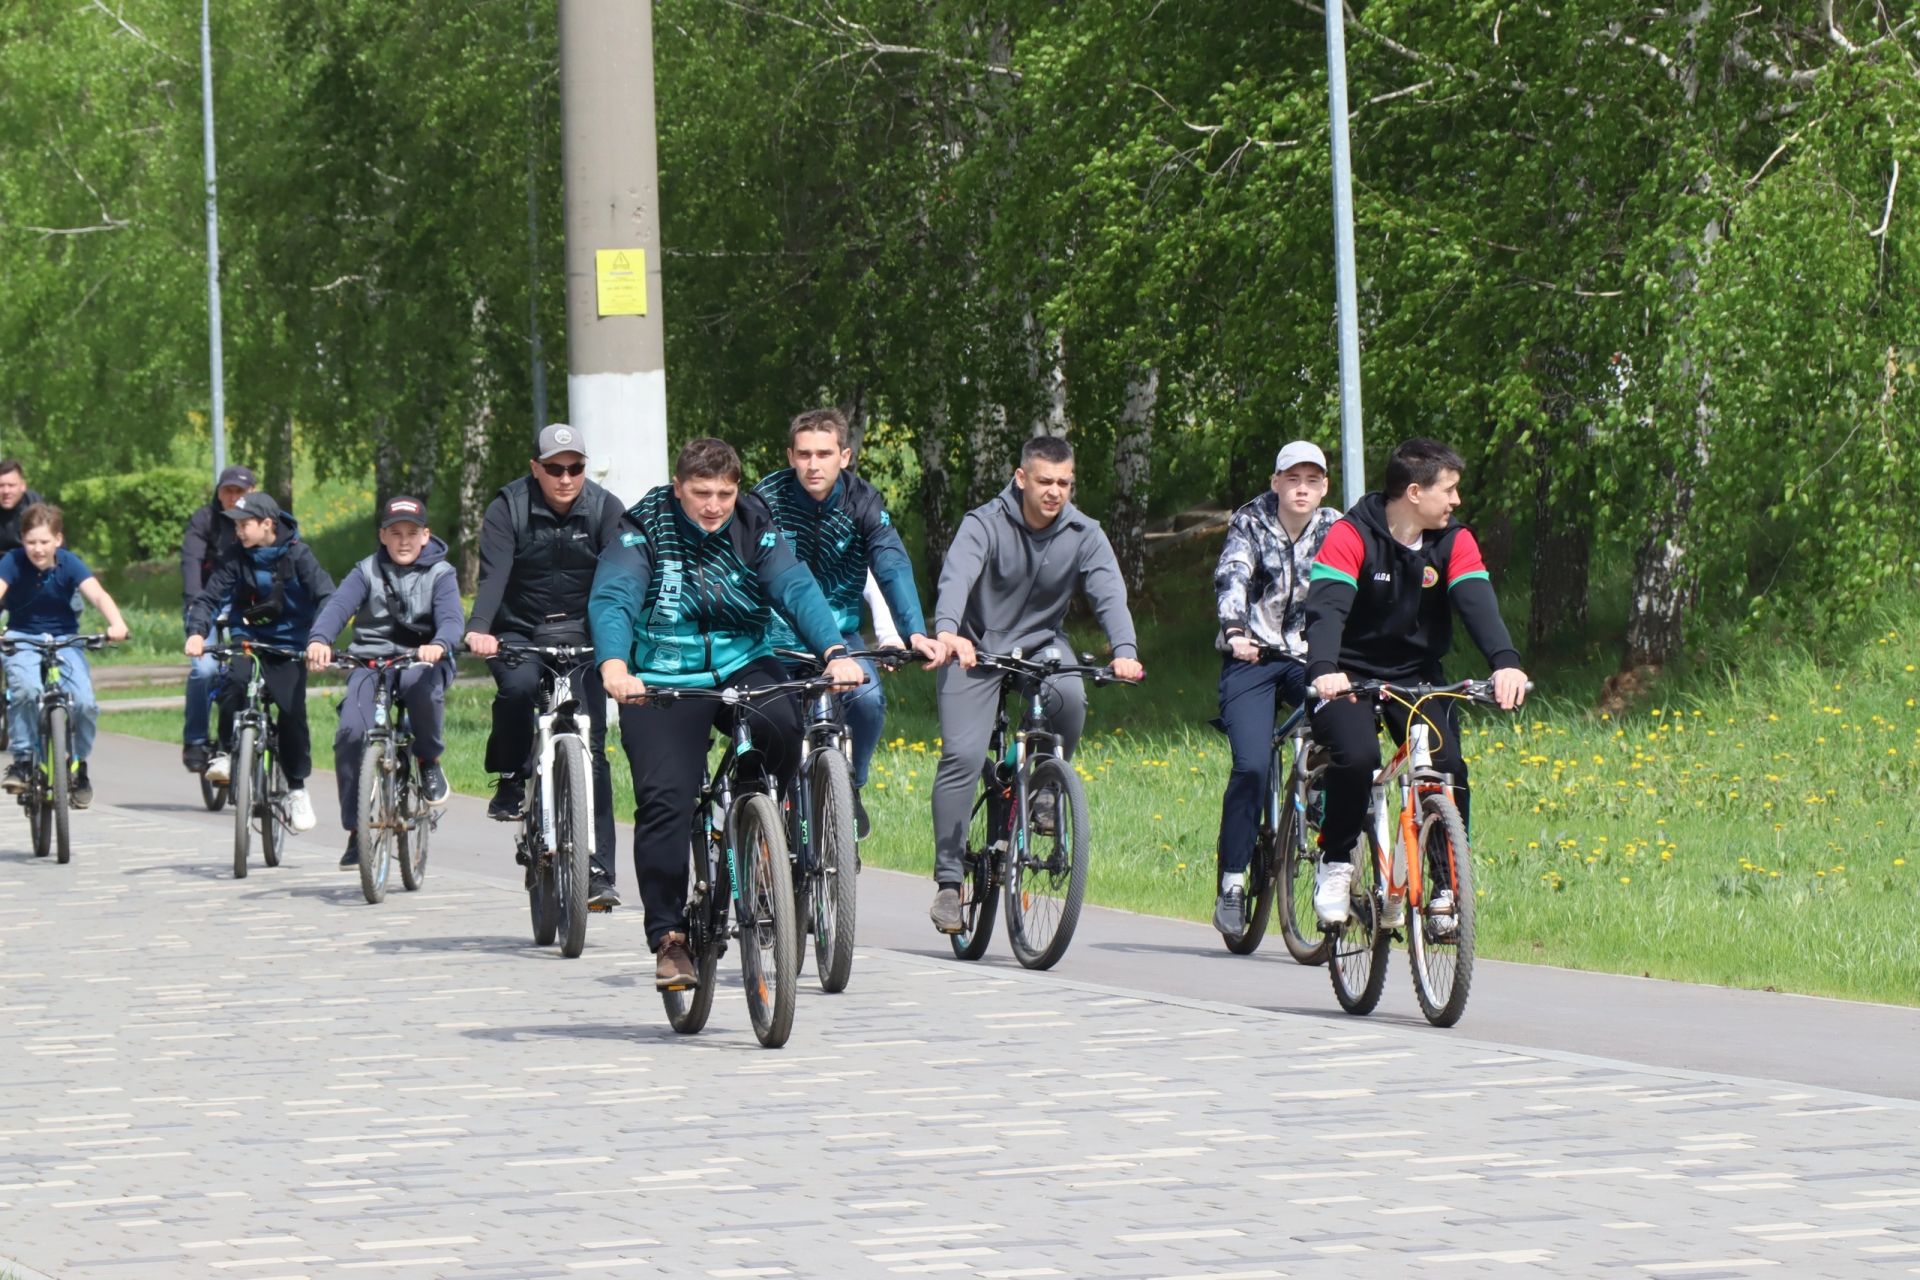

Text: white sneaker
xmin=1380 ymin=891 xmax=1406 ymax=928
xmin=204 ymin=753 xmax=231 ymax=786
xmin=1314 ymin=861 xmax=1353 ymax=925
xmin=1426 ymin=889 xmax=1457 ymax=938
xmin=286 ymin=787 xmax=317 ymax=833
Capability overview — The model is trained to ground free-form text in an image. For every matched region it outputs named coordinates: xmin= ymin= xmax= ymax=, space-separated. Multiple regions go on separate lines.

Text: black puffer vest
xmin=492 ymin=476 xmax=613 ymax=641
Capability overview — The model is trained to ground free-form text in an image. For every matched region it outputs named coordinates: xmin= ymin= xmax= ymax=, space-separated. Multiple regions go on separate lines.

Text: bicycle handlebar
xmin=0 ymin=633 xmax=110 ymax=655
xmin=623 ymin=674 xmax=859 ymax=706
xmin=774 ymin=646 xmax=913 ymax=673
xmin=495 ymin=642 xmax=596 ymax=666
xmin=1344 ymin=677 xmax=1533 ymax=706
xmin=204 ymin=641 xmax=307 ymax=662
xmin=325 ymin=652 xmax=436 ymax=671
xmin=971 ymin=649 xmax=1140 ymax=688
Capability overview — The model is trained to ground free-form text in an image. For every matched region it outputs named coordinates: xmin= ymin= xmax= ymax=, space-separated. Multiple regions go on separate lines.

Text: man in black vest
xmin=178 ymin=464 xmax=256 ymax=772
xmin=0 ymin=460 xmax=46 ymax=555
xmin=465 ymin=424 xmax=625 ymax=906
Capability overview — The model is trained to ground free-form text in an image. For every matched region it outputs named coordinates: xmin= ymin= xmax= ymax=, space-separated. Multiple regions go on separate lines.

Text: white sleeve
xmin=864 ymin=570 xmax=902 ymax=647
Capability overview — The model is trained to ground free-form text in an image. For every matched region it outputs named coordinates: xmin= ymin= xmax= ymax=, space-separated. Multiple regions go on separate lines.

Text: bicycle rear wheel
xmin=357 ymin=740 xmax=393 ymax=904
xmin=200 ymin=772 xmax=229 ymax=811
xmin=1408 ymin=792 xmax=1475 ymax=1027
xmin=553 ymin=738 xmax=591 ymax=956
xmin=950 ymin=768 xmax=1002 ymax=961
xmin=47 ymin=708 xmax=70 ymax=865
xmin=735 ymin=792 xmax=798 ymax=1048
xmin=1328 ymin=845 xmax=1390 ymax=1015
xmin=230 ymin=726 xmax=257 ymax=879
xmin=29 ymin=791 xmax=49 ymax=858
xmin=808 ymin=748 xmax=858 ymax=992
xmin=1005 ymin=756 xmax=1088 ymax=970
xmin=259 ymin=750 xmax=285 ymax=869
xmin=663 ymin=814 xmax=721 ymax=1034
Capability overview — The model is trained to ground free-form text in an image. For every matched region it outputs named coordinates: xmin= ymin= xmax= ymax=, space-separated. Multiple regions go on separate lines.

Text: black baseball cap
xmin=222 ymin=492 xmax=281 ymax=522
xmin=380 ymin=495 xmax=428 ymax=529
xmin=216 ymin=465 xmax=257 ymax=490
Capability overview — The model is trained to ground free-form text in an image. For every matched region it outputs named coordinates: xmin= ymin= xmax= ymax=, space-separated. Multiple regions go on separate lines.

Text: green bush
xmin=59 ymin=467 xmax=210 ymax=567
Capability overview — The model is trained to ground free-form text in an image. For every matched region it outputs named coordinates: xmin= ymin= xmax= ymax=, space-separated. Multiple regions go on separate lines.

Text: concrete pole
xmin=557 ymin=0 xmax=668 ymax=506
xmin=1325 ymin=0 xmax=1365 ymax=507
xmin=200 ymin=0 xmax=227 ymax=479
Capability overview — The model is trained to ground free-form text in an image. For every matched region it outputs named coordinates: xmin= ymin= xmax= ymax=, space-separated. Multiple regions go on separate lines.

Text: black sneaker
xmin=2 ymin=760 xmax=31 ymax=795
xmin=588 ymin=872 xmax=621 ymax=910
xmin=339 ymin=835 xmax=360 ymax=868
xmin=419 ymin=761 xmax=449 ymax=807
xmin=68 ymin=763 xmax=92 ymax=810
xmin=183 ymin=743 xmax=210 ymax=774
xmin=853 ymin=788 xmax=871 ymax=841
xmin=488 ymin=776 xmax=525 ymax=821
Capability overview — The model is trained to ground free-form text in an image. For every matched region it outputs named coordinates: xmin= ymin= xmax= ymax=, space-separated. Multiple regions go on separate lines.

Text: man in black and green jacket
xmin=590 ymin=437 xmax=864 ymax=991
xmin=756 ymin=407 xmax=945 ymax=837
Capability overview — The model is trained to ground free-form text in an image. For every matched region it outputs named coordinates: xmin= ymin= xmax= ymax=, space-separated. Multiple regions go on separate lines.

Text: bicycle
xmin=1323 ymin=678 xmax=1520 ymax=1028
xmin=776 ymin=647 xmax=905 ymax=993
xmin=328 ymin=651 xmax=439 ymax=905
xmin=210 ymin=641 xmax=304 ymax=879
xmin=1213 ymin=667 xmax=1331 ymax=963
xmin=498 ymin=643 xmax=599 ymax=958
xmin=643 ymin=679 xmax=821 ymax=1049
xmin=951 ymin=649 xmax=1132 ymax=971
xmin=1 ymin=633 xmax=107 ymax=864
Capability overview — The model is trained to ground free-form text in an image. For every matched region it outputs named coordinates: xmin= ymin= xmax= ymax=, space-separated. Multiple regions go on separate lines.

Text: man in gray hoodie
xmin=928 ymin=435 xmax=1145 ymax=933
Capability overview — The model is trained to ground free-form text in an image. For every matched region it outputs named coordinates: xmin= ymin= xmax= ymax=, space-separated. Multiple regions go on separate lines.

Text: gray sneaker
xmin=929 ymin=886 xmax=964 ymax=934
xmin=1213 ymin=886 xmax=1247 ymax=936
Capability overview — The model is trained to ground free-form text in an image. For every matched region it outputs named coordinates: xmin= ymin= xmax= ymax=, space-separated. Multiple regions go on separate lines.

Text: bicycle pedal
xmin=588 ymin=900 xmax=614 ymax=913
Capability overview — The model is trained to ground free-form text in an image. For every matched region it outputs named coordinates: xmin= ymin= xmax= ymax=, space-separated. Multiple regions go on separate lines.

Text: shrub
xmin=59 ymin=466 xmax=210 ymax=567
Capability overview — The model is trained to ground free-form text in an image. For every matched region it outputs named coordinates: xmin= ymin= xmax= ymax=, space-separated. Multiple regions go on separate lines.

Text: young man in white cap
xmin=1209 ymin=439 xmax=1342 ymax=939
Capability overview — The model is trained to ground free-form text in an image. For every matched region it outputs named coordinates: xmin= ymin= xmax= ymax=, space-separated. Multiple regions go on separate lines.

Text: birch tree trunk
xmin=1109 ymin=368 xmax=1158 ymax=595
xmin=918 ymin=399 xmax=956 ymax=582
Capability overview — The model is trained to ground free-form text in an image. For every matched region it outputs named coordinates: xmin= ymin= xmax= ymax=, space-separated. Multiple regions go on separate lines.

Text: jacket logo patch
xmin=621 ymin=531 xmax=645 ymax=547
xmin=759 ymin=531 xmax=777 ymax=548
xmin=879 ymin=511 xmax=891 ymax=526
xmin=1421 ymin=566 xmax=1439 ymax=588
xmin=1372 ymin=572 xmax=1392 ymax=582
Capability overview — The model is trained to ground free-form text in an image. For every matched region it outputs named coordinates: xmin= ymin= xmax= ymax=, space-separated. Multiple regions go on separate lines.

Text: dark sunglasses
xmin=540 ymin=461 xmax=586 ymax=478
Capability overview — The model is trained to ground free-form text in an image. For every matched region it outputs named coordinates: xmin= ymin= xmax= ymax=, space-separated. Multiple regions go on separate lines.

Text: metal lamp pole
xmin=199 ymin=0 xmax=227 ymax=478
xmin=1326 ymin=0 xmax=1365 ymax=506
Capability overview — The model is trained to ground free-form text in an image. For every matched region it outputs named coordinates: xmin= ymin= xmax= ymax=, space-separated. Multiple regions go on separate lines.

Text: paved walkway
xmin=2 ymin=742 xmax=1918 ymax=1278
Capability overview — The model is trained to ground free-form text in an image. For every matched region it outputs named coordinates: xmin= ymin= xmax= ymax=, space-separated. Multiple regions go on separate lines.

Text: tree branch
xmin=1870 ymin=157 xmax=1900 ymax=237
xmin=86 ymin=0 xmax=189 ymax=68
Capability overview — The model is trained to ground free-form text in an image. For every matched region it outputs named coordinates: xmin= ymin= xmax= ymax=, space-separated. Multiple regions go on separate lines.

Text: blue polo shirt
xmin=0 ymin=547 xmax=93 ymax=635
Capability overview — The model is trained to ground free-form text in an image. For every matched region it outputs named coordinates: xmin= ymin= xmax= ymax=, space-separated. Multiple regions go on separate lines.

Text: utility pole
xmin=1325 ymin=0 xmax=1365 ymax=506
xmin=200 ymin=0 xmax=227 ymax=479
xmin=557 ymin=0 xmax=668 ymax=505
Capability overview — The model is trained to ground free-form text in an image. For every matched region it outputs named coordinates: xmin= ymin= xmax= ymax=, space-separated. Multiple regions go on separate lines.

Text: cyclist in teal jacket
xmin=590 ymin=437 xmax=863 ymax=991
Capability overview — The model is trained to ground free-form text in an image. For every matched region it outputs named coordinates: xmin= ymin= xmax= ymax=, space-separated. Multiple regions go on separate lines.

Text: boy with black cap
xmin=179 ymin=463 xmax=256 ymax=773
xmin=306 ymin=496 xmax=462 ymax=868
xmin=185 ymin=491 xmax=335 ymax=834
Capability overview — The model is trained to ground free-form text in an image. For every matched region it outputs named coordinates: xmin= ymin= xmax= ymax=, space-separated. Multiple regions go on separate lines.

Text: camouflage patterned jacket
xmin=1213 ymin=493 xmax=1342 ymax=657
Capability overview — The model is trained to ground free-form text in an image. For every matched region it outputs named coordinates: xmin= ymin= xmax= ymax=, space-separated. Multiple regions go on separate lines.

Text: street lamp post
xmin=1326 ymin=0 xmax=1366 ymax=506
xmin=200 ymin=0 xmax=227 ymax=479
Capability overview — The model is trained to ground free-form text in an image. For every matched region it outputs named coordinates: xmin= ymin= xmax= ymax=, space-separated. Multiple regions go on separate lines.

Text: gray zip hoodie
xmin=931 ymin=482 xmax=1139 ymax=659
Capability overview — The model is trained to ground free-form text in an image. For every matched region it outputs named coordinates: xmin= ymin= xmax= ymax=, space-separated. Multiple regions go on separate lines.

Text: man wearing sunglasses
xmin=465 ymin=423 xmax=626 ymax=907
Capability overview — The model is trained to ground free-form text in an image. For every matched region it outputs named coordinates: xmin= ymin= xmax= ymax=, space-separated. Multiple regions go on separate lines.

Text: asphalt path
xmin=89 ymin=729 xmax=1920 ymax=1103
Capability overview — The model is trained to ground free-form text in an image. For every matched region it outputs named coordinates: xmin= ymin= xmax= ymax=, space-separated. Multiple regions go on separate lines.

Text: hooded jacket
xmin=754 ymin=467 xmax=926 ymax=645
xmin=1302 ymin=491 xmax=1519 ymax=682
xmin=309 ymin=534 xmax=463 ymax=657
xmin=931 ymin=482 xmax=1138 ymax=659
xmin=186 ymin=513 xmax=335 ymax=648
xmin=588 ymin=485 xmax=847 ymax=688
xmin=1214 ymin=493 xmax=1342 ymax=657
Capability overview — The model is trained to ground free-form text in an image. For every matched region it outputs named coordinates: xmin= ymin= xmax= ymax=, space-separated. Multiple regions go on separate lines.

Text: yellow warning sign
xmin=595 ymin=248 xmax=647 ymax=317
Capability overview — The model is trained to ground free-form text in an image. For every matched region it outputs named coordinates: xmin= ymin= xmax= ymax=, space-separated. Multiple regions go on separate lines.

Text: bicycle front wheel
xmin=951 ymin=767 xmax=1002 ymax=961
xmin=1005 ymin=755 xmax=1089 ymax=971
xmin=230 ymin=726 xmax=257 ymax=878
xmin=1408 ymin=792 xmax=1476 ymax=1027
xmin=807 ymin=748 xmax=858 ymax=992
xmin=398 ymin=757 xmax=430 ymax=893
xmin=48 ymin=707 xmax=70 ymax=865
xmin=1328 ymin=846 xmax=1390 ymax=1015
xmin=552 ymin=738 xmax=591 ymax=957
xmin=357 ymin=740 xmax=394 ymax=904
xmin=1276 ymin=779 xmax=1331 ymax=966
xmin=259 ymin=750 xmax=285 ymax=869
xmin=734 ymin=792 xmax=798 ymax=1049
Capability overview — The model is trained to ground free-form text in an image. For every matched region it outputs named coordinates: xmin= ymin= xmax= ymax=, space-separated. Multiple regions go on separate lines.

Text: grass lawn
xmin=92 ymin=532 xmax=1920 ymax=1007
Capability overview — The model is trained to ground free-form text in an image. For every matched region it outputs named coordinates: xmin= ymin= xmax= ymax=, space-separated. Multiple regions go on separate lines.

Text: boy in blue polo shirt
xmin=0 ymin=504 xmax=131 ymax=807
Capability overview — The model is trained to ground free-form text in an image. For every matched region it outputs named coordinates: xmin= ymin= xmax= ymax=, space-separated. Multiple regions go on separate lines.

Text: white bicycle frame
xmin=1366 ymin=718 xmax=1439 ymax=913
xmin=533 ymin=664 xmax=597 ymax=856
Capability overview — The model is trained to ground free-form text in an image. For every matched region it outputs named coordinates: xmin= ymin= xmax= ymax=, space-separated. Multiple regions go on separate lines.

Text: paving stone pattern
xmin=2 ymin=802 xmax=1918 ymax=1279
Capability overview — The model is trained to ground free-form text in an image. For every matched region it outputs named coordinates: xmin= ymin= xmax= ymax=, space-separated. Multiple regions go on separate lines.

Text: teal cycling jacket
xmin=589 ymin=485 xmax=846 ymax=687
xmin=754 ymin=467 xmax=927 ymax=645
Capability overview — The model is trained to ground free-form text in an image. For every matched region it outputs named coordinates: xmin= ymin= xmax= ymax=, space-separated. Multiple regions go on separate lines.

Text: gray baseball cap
xmin=535 ymin=423 xmax=586 ymax=460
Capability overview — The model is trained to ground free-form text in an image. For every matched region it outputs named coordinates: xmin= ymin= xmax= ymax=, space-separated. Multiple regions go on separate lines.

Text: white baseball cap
xmin=1274 ymin=441 xmax=1328 ymax=474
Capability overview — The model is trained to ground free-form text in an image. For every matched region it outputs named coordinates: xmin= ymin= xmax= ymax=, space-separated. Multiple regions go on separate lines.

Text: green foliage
xmin=59 ymin=467 xmax=207 ymax=567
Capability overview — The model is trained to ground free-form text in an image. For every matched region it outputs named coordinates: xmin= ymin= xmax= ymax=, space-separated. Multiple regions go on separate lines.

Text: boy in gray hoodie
xmin=927 ymin=435 xmax=1145 ymax=934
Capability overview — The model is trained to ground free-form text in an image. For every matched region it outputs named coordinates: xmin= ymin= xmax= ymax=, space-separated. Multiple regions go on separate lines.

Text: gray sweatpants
xmin=930 ymin=639 xmax=1085 ymax=885
xmin=334 ymin=662 xmax=451 ymax=832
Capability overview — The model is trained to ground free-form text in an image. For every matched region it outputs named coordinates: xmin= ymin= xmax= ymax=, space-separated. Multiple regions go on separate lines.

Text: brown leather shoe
xmin=654 ymin=932 xmax=697 ymax=990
